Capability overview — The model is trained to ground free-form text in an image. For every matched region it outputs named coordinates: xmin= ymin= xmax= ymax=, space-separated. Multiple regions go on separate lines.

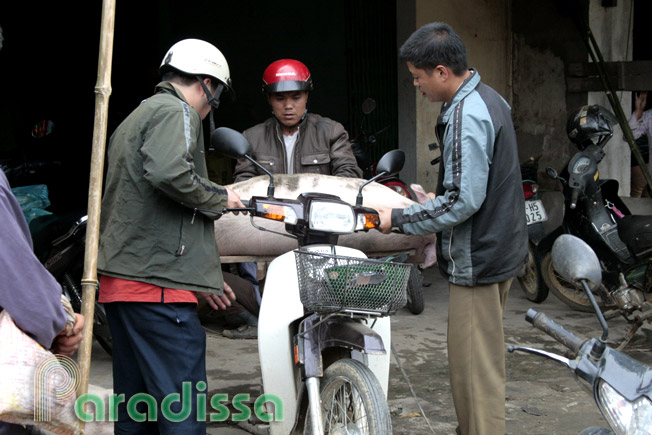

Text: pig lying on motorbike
xmin=215 ymin=174 xmax=437 ymax=268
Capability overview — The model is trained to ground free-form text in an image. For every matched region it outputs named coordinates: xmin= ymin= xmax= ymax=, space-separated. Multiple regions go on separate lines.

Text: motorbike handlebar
xmin=221 ymin=199 xmax=257 ymax=215
xmin=570 ymin=189 xmax=579 ymax=210
xmin=525 ymin=309 xmax=585 ymax=355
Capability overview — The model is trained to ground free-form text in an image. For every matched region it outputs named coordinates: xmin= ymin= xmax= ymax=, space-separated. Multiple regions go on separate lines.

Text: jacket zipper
xmin=447 ymin=228 xmax=456 ymax=282
xmin=275 ymin=124 xmax=287 ymax=173
xmin=178 ymin=208 xmax=197 ymax=256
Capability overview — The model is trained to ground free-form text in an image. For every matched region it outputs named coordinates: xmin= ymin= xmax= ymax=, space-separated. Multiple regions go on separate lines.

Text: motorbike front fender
xmin=300 ymin=315 xmax=386 ymax=379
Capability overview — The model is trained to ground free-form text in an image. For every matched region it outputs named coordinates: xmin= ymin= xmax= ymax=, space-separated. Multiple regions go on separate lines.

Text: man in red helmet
xmin=233 ymin=59 xmax=362 ymax=181
xmin=224 ymin=60 xmax=361 ymax=339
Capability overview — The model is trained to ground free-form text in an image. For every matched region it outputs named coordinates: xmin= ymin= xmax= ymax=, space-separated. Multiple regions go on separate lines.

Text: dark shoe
xmin=222 ymin=325 xmax=258 ymax=339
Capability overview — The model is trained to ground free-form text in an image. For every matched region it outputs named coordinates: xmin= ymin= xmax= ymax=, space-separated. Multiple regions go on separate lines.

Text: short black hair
xmin=399 ymin=22 xmax=468 ymax=76
xmin=161 ymin=70 xmax=218 ymax=93
xmin=162 ymin=69 xmax=198 ymax=86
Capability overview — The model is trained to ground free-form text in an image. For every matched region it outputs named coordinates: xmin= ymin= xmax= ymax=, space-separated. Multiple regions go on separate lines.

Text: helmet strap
xmin=198 ymin=76 xmax=224 ymax=109
xmin=207 ymin=111 xmax=217 ymax=151
xmin=198 ymin=76 xmax=223 ymax=149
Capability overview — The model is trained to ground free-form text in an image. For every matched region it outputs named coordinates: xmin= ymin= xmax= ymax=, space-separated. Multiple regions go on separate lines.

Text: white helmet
xmin=160 ymin=38 xmax=233 ymax=93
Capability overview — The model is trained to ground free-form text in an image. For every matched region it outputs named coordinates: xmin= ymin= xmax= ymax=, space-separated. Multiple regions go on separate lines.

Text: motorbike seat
xmin=617 ymin=215 xmax=652 ymax=258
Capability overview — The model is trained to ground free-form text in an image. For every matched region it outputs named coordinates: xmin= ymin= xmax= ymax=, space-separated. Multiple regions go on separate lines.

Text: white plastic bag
xmin=0 ymin=310 xmax=80 ymax=434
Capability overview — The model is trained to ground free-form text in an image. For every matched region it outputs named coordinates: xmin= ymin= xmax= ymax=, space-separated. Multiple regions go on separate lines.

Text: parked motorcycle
xmin=211 ymin=127 xmax=411 ymax=434
xmin=31 ymin=213 xmax=113 ymax=356
xmin=517 ymin=155 xmax=549 ymax=302
xmin=350 ymin=97 xmax=414 ymax=200
xmin=509 ymin=234 xmax=652 ymax=434
xmin=534 ymin=105 xmax=652 ymax=347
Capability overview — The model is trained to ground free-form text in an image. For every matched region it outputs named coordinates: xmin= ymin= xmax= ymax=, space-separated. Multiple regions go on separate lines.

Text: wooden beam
xmin=567 ymin=60 xmax=652 ymax=92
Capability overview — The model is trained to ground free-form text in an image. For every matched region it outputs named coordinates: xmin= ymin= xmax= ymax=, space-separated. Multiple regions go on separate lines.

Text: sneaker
xmin=222 ymin=325 xmax=258 ymax=339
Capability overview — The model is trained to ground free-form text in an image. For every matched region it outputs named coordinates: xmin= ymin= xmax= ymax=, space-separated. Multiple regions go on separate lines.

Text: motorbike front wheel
xmin=541 ymin=252 xmax=607 ymax=313
xmin=517 ymin=243 xmax=548 ymax=303
xmin=307 ymin=358 xmax=392 ymax=434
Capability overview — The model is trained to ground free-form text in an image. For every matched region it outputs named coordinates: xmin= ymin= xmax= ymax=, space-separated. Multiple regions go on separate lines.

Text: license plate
xmin=525 ymin=199 xmax=548 ymax=225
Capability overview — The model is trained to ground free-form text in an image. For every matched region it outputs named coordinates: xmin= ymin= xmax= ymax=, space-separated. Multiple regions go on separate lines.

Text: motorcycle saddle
xmin=617 ymin=215 xmax=652 ymax=257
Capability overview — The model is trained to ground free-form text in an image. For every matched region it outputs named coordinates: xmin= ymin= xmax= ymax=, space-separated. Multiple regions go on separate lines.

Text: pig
xmin=215 ymin=174 xmax=437 ymax=269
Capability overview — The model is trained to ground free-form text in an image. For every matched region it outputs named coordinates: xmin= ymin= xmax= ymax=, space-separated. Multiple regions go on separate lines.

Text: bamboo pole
xmin=76 ymin=0 xmax=115 ymax=422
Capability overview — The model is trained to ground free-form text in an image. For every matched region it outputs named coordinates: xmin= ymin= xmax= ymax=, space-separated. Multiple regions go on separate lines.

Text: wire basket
xmin=294 ymin=250 xmax=410 ymax=315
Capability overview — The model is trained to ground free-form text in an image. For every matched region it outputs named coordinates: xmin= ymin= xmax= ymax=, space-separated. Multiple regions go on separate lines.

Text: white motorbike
xmin=211 ymin=128 xmax=411 ymax=434
xmin=509 ymin=234 xmax=652 ymax=434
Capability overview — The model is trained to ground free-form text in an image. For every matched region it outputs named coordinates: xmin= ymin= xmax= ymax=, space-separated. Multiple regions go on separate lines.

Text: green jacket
xmin=98 ymin=82 xmax=227 ymax=294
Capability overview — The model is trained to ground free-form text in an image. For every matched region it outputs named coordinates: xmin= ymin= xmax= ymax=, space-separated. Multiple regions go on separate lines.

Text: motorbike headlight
xmin=309 ymin=201 xmax=355 ymax=233
xmin=597 ymin=380 xmax=652 ymax=434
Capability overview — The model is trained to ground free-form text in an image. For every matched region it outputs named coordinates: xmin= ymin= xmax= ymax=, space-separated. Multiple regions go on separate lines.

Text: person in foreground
xmin=0 ymin=25 xmax=84 ymax=435
xmin=97 ymin=38 xmax=244 ymax=433
xmin=377 ymin=22 xmax=527 ymax=435
xmin=1 ymin=168 xmax=85 ymax=435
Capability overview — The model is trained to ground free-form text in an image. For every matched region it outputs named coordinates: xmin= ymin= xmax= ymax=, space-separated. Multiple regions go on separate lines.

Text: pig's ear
xmin=411 ymin=184 xmax=430 ymax=205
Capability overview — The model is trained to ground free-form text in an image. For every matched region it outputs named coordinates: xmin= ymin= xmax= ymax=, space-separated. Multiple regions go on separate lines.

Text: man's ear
xmin=434 ymin=65 xmax=450 ymax=81
xmin=202 ymin=77 xmax=213 ymax=95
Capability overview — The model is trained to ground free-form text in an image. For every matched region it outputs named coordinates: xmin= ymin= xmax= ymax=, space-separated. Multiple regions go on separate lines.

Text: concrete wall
xmin=511 ymin=1 xmax=588 ymax=191
xmin=397 ymin=0 xmax=635 ymax=199
xmin=397 ymin=0 xmax=512 ymax=192
xmin=589 ymin=0 xmax=633 ymax=196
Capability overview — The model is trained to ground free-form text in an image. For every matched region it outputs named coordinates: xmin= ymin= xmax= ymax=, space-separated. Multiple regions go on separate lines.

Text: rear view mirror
xmin=375 ymin=149 xmax=405 ymax=177
xmin=362 ymin=98 xmax=376 ymax=115
xmin=356 ymin=149 xmax=406 ymax=206
xmin=210 ymin=127 xmax=252 ymax=159
xmin=551 ymin=234 xmax=602 ymax=291
xmin=211 ymin=127 xmax=275 ymax=196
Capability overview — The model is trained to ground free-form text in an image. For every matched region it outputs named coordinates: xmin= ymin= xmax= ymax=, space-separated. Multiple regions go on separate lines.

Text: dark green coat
xmin=98 ymin=82 xmax=227 ymax=294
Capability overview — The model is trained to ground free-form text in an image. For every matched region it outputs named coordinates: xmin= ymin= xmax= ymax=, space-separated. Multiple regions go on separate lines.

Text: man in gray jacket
xmin=98 ymin=39 xmax=244 ymax=433
xmin=378 ymin=23 xmax=527 ymax=435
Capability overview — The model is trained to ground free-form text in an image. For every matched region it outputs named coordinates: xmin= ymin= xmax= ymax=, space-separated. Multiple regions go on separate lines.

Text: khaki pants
xmin=448 ymin=279 xmax=512 ymax=435
xmin=631 ymin=165 xmax=650 ymax=198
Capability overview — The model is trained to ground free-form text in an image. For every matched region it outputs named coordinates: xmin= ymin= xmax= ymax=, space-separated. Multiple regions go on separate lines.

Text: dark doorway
xmin=0 ymin=1 xmax=398 ymax=208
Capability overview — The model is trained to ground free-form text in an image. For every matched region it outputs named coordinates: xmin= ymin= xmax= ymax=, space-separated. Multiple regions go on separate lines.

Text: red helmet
xmin=262 ymin=59 xmax=313 ymax=94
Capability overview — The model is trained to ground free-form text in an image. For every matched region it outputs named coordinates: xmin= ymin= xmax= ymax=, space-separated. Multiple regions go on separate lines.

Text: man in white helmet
xmin=97 ymin=38 xmax=244 ymax=433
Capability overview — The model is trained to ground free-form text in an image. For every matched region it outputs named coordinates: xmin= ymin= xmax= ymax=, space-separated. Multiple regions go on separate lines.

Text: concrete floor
xmin=83 ymin=265 xmax=652 ymax=434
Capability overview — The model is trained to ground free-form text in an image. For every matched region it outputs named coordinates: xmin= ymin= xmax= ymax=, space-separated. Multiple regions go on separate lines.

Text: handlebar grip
xmin=570 ymin=189 xmax=579 ymax=209
xmin=525 ymin=309 xmax=585 ymax=354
